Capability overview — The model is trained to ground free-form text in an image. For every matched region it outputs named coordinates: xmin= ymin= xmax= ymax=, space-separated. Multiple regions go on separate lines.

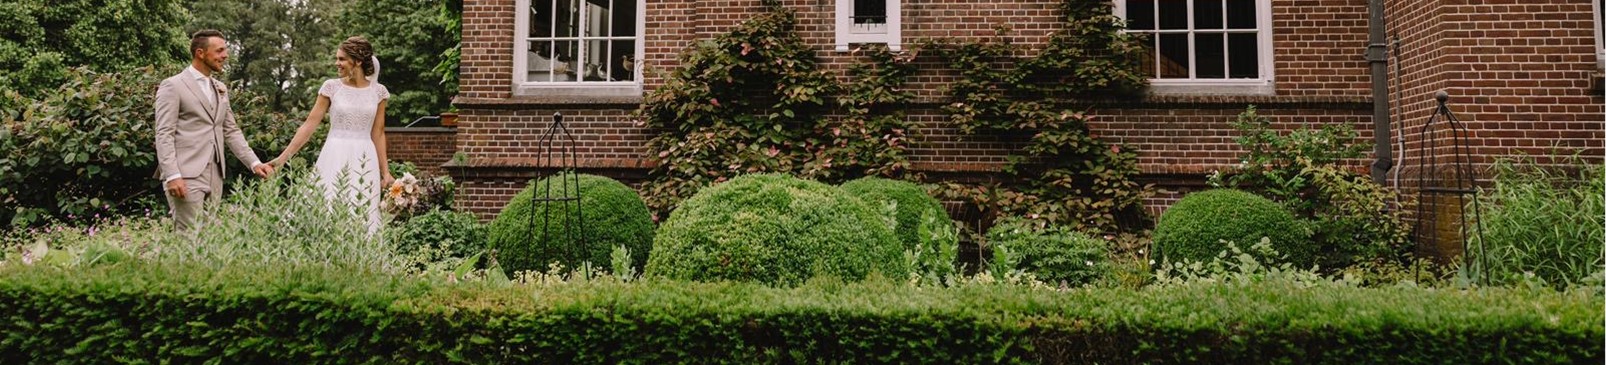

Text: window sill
xmin=453 ymin=95 xmax=643 ymax=109
xmin=1145 ymin=80 xmax=1276 ymax=96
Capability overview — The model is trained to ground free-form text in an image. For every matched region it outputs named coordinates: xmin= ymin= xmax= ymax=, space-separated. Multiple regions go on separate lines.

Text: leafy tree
xmin=185 ymin=0 xmax=346 ymax=115
xmin=340 ymin=0 xmax=459 ymax=124
xmin=0 ymin=0 xmax=189 ymax=97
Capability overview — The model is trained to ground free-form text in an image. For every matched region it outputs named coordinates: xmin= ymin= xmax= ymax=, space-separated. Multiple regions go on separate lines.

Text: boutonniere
xmin=213 ymin=81 xmax=228 ymax=96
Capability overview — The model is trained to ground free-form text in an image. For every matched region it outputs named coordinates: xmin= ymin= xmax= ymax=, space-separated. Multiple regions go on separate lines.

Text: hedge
xmin=0 ymin=262 xmax=1599 ymax=364
xmin=1153 ymin=189 xmax=1314 ymax=266
xmin=840 ymin=177 xmax=958 ymax=277
xmin=647 ymin=173 xmax=907 ymax=287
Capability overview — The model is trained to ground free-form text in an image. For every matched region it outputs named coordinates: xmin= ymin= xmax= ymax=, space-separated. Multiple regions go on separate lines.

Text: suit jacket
xmin=153 ymin=69 xmax=260 ymax=180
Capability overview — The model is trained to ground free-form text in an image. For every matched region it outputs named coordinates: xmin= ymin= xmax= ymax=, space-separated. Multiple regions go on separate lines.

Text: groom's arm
xmin=219 ymin=103 xmax=264 ymax=171
xmin=153 ymin=79 xmax=182 ymax=182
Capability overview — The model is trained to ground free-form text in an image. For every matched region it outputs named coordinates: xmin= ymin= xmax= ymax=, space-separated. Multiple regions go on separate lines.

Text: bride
xmin=269 ymin=36 xmax=394 ymax=234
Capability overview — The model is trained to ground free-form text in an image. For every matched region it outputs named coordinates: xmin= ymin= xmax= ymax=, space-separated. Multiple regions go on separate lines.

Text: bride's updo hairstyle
xmin=340 ymin=36 xmax=376 ymax=77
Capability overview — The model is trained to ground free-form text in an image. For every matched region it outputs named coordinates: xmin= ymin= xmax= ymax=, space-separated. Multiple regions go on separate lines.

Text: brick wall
xmin=1381 ymin=0 xmax=1605 ymax=259
xmin=440 ymin=0 xmax=1600 ymax=222
xmin=385 ymin=127 xmax=458 ymax=177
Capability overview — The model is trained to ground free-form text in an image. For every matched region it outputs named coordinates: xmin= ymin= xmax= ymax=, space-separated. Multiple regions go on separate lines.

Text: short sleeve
xmin=375 ymin=84 xmax=390 ymax=101
xmin=318 ymin=79 xmax=337 ymax=98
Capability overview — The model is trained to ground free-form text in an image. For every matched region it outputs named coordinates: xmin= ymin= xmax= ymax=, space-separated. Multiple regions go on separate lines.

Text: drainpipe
xmin=1367 ymin=0 xmax=1393 ymax=184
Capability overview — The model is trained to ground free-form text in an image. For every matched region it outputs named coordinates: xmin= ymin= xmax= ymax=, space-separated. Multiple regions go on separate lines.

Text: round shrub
xmin=487 ymin=173 xmax=654 ymax=276
xmin=389 ymin=209 xmax=485 ymax=260
xmin=987 ymin=217 xmax=1112 ymax=286
xmin=840 ymin=177 xmax=958 ymax=277
xmin=1153 ymin=189 xmax=1313 ymax=266
xmin=646 ymin=173 xmax=908 ymax=287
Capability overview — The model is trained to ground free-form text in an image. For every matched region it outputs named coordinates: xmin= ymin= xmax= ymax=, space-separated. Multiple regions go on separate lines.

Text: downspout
xmin=1367 ymin=0 xmax=1393 ymax=184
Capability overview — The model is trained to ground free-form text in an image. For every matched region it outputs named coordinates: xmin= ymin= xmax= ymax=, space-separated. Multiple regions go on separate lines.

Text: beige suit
xmin=153 ymin=67 xmax=261 ymax=229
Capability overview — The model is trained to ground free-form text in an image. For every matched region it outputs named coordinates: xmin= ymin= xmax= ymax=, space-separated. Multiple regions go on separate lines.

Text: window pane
xmin=1196 ymin=33 xmax=1225 ymax=78
xmin=583 ymin=39 xmax=609 ymax=81
xmin=1228 ymin=33 xmax=1259 ymax=78
xmin=554 ymin=40 xmax=578 ymax=81
xmin=855 ymin=0 xmax=887 ymax=24
xmin=586 ymin=0 xmax=611 ymax=37
xmin=528 ymin=40 xmax=555 ymax=81
xmin=610 ymin=40 xmax=637 ymax=81
xmin=1158 ymin=0 xmax=1187 ymax=30
xmin=1158 ymin=33 xmax=1190 ymax=78
xmin=531 ymin=0 xmax=554 ymax=38
xmin=612 ymin=0 xmax=637 ymax=36
xmin=1126 ymin=0 xmax=1154 ymax=30
xmin=1194 ymin=0 xmax=1224 ymax=29
xmin=555 ymin=0 xmax=578 ymax=38
xmin=1226 ymin=0 xmax=1256 ymax=29
xmin=1136 ymin=36 xmax=1158 ymax=77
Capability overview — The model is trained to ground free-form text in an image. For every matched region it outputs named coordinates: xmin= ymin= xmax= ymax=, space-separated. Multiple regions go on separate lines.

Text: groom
xmin=153 ymin=29 xmax=274 ymax=230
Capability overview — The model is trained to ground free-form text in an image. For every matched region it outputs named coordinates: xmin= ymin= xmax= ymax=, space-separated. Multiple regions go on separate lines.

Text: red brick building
xmin=431 ymin=0 xmax=1603 ymax=225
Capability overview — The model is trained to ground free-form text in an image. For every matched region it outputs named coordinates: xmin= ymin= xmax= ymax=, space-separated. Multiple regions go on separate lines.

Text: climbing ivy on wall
xmin=639 ymin=0 xmax=1151 ymax=233
xmin=931 ymin=0 xmax=1152 ymax=233
xmin=635 ymin=4 xmax=916 ymax=218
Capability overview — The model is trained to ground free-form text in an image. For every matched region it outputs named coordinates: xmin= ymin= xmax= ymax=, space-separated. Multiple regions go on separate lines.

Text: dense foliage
xmin=1152 ymin=189 xmax=1314 ymax=267
xmin=987 ymin=216 xmax=1112 ymax=287
xmin=635 ymin=5 xmax=915 ymax=218
xmin=839 ymin=177 xmax=957 ymax=278
xmin=486 ymin=173 xmax=654 ymax=276
xmin=1470 ymin=156 xmax=1604 ymax=289
xmin=0 ymin=261 xmax=1598 ymax=364
xmin=388 ymin=208 xmax=484 ymax=263
xmin=646 ymin=174 xmax=908 ymax=287
xmin=0 ymin=0 xmax=189 ymax=97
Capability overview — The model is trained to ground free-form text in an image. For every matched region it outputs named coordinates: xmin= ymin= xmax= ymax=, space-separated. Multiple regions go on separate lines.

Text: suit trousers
xmin=165 ymin=164 xmax=223 ymax=231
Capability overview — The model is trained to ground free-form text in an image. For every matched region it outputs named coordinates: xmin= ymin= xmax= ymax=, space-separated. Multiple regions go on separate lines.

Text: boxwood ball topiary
xmin=840 ymin=177 xmax=957 ymax=276
xmin=487 ymin=173 xmax=654 ymax=276
xmin=1153 ymin=189 xmax=1313 ymax=266
xmin=646 ymin=173 xmax=909 ymax=287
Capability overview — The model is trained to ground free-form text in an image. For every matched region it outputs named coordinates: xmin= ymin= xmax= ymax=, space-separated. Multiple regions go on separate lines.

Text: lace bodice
xmin=318 ymin=79 xmax=390 ymax=139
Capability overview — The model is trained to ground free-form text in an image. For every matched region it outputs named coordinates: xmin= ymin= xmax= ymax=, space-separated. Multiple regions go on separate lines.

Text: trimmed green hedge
xmin=839 ymin=177 xmax=958 ymax=277
xmin=1154 ymin=189 xmax=1314 ymax=266
xmin=0 ymin=262 xmax=1600 ymax=364
xmin=646 ymin=173 xmax=908 ymax=287
xmin=486 ymin=173 xmax=654 ymax=275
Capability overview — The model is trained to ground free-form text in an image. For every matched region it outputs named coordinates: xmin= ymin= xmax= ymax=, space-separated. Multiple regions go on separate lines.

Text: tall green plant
xmin=1470 ymin=156 xmax=1604 ymax=289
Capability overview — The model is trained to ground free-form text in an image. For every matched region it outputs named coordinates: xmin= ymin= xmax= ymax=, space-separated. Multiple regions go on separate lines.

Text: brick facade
xmin=385 ymin=127 xmax=459 ymax=177
xmin=440 ymin=0 xmax=1603 ymax=223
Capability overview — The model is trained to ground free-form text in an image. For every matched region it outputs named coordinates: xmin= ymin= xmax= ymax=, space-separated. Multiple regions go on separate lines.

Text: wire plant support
xmin=529 ymin=112 xmax=587 ymax=267
xmin=1411 ymin=91 xmax=1487 ymax=284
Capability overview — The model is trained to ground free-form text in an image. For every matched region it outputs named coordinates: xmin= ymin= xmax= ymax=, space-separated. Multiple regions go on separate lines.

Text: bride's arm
xmin=371 ymin=99 xmax=393 ymax=187
xmin=270 ymin=95 xmax=331 ymax=167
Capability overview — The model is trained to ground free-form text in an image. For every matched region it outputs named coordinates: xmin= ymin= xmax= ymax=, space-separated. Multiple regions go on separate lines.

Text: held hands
xmin=252 ymin=163 xmax=275 ymax=178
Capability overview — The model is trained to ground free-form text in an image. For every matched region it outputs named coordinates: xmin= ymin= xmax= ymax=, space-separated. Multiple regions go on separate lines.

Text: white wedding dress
xmin=313 ymin=79 xmax=389 ymax=234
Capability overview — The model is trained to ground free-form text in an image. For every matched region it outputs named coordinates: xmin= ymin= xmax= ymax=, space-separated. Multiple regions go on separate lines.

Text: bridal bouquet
xmin=383 ymin=173 xmax=425 ymax=214
xmin=383 ymin=172 xmax=456 ymax=219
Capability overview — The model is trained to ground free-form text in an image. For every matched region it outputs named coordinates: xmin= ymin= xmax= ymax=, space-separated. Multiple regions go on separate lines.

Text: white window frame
xmin=834 ymin=0 xmax=902 ymax=52
xmin=1113 ymin=0 xmax=1275 ymax=95
xmin=513 ymin=0 xmax=646 ymax=97
xmin=1594 ymin=0 xmax=1603 ymax=70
